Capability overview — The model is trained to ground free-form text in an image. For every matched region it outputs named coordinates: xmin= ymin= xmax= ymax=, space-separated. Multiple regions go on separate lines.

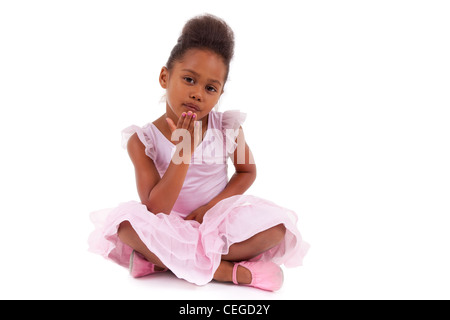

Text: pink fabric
xmin=88 ymin=110 xmax=309 ymax=286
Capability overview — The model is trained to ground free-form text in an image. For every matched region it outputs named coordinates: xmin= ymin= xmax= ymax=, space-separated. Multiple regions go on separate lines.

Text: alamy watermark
xmin=170 ymin=122 xmax=254 ymax=165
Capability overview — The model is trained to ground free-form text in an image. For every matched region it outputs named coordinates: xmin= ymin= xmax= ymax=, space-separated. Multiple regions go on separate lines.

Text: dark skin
xmin=118 ymin=48 xmax=286 ymax=284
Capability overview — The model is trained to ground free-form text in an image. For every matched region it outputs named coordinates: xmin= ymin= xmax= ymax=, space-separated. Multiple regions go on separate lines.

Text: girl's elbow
xmin=142 ymin=199 xmax=170 ymax=215
xmin=249 ymin=165 xmax=257 ymax=182
xmin=250 ymin=168 xmax=257 ymax=183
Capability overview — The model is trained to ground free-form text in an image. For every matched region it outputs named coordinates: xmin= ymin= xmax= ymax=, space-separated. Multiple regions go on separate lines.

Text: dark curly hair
xmin=166 ymin=14 xmax=235 ymax=83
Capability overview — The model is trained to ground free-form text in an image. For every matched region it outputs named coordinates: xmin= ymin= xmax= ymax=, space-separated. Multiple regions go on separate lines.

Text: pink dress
xmin=88 ymin=110 xmax=309 ymax=285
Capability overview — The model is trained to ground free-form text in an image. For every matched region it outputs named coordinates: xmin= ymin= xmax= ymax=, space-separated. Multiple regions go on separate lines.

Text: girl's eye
xmin=206 ymin=86 xmax=217 ymax=92
xmin=184 ymin=77 xmax=194 ymax=84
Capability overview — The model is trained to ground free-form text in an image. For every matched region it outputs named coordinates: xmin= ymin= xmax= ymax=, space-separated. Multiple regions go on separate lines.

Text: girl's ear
xmin=159 ymin=66 xmax=169 ymax=89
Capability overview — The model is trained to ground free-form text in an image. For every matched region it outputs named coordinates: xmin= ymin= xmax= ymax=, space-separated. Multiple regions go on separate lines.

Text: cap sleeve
xmin=222 ymin=110 xmax=247 ymax=156
xmin=121 ymin=123 xmax=157 ymax=161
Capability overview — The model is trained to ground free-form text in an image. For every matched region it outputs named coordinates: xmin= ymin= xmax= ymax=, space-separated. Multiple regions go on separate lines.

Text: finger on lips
xmin=178 ymin=112 xmax=197 ymax=129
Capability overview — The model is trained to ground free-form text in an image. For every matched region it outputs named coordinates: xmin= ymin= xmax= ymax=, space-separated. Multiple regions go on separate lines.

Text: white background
xmin=1 ymin=0 xmax=449 ymax=299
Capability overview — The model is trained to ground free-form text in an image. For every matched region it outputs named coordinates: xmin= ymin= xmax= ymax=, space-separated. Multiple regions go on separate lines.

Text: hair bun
xmin=179 ymin=14 xmax=234 ymax=62
xmin=166 ymin=14 xmax=235 ymax=82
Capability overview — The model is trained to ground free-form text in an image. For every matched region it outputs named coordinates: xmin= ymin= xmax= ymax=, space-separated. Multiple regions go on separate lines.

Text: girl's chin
xmin=166 ymin=103 xmax=182 ymax=117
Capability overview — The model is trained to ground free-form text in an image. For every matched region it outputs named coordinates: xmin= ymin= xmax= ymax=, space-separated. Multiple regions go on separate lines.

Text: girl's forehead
xmin=174 ymin=49 xmax=227 ymax=83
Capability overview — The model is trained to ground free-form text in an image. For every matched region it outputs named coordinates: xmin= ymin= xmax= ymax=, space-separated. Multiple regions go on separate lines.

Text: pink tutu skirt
xmin=88 ymin=195 xmax=309 ymax=285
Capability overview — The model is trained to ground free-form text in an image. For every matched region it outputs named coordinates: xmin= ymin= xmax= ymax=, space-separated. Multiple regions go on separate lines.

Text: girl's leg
xmin=221 ymin=223 xmax=286 ymax=262
xmin=117 ymin=221 xmax=167 ymax=269
xmin=214 ymin=260 xmax=252 ymax=284
xmin=118 ymin=221 xmax=286 ymax=283
xmin=214 ymin=223 xmax=286 ymax=284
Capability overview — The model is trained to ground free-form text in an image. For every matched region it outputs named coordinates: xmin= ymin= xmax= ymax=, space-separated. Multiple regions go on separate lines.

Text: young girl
xmin=89 ymin=14 xmax=309 ymax=291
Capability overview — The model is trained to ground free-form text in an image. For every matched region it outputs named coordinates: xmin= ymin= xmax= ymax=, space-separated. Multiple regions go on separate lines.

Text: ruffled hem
xmin=88 ymin=195 xmax=309 ymax=286
xmin=121 ymin=124 xmax=157 ymax=160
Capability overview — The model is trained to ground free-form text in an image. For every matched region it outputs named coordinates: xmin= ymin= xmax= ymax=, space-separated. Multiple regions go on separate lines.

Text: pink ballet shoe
xmin=232 ymin=260 xmax=284 ymax=292
xmin=129 ymin=250 xmax=168 ymax=278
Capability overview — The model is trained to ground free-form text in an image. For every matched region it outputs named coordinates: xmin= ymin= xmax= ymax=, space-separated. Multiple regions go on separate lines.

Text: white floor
xmin=3 ymin=242 xmax=450 ymax=300
xmin=1 ymin=199 xmax=449 ymax=300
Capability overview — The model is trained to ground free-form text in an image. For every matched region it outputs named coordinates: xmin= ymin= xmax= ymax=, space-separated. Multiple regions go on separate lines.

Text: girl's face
xmin=159 ymin=49 xmax=227 ymax=122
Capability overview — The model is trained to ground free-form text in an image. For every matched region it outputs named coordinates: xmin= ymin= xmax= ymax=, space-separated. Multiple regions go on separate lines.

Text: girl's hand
xmin=166 ymin=111 xmax=201 ymax=162
xmin=166 ymin=111 xmax=197 ymax=137
xmin=185 ymin=205 xmax=209 ymax=224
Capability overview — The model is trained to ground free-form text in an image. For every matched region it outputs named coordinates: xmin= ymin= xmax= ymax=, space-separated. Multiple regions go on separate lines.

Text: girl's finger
xmin=166 ymin=117 xmax=177 ymax=133
xmin=181 ymin=111 xmax=193 ymax=129
xmin=177 ymin=112 xmax=187 ymax=129
xmin=187 ymin=113 xmax=196 ymax=132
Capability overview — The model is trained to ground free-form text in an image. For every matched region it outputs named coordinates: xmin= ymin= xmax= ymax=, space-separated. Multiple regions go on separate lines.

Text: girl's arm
xmin=127 ymin=112 xmax=197 ymax=215
xmin=185 ymin=126 xmax=257 ymax=222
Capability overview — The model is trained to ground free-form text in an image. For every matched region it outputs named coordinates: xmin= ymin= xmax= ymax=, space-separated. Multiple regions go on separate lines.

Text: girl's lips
xmin=183 ymin=103 xmax=200 ymax=112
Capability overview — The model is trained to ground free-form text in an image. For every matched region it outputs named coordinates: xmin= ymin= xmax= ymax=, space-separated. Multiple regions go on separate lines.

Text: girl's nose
xmin=190 ymin=92 xmax=202 ymax=102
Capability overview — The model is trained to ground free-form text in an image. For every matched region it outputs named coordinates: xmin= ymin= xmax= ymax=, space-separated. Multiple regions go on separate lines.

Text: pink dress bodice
xmin=121 ymin=110 xmax=246 ymax=217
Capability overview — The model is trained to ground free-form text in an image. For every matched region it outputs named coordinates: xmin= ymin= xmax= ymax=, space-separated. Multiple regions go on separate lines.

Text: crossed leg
xmin=117 ymin=221 xmax=286 ymax=283
xmin=213 ymin=224 xmax=286 ymax=284
xmin=117 ymin=221 xmax=167 ymax=270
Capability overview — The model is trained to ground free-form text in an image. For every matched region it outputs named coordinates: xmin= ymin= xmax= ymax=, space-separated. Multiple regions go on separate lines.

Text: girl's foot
xmin=129 ymin=250 xmax=168 ymax=278
xmin=232 ymin=260 xmax=284 ymax=291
